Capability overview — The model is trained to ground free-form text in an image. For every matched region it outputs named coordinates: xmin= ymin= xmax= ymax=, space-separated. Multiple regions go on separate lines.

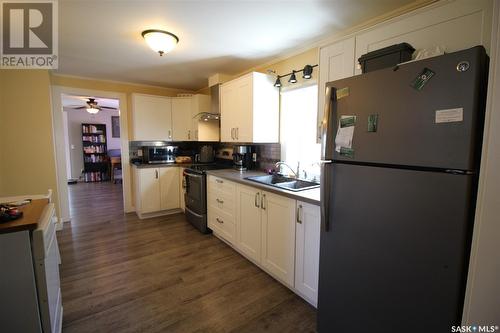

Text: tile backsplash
xmin=129 ymin=141 xmax=281 ymax=171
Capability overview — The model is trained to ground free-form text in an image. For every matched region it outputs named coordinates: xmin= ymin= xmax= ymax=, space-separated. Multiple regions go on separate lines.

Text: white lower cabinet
xmin=159 ymin=167 xmax=180 ymax=211
xmin=134 ymin=167 xmax=181 ymax=218
xmin=208 ymin=179 xmax=320 ymax=303
xmin=260 ymin=191 xmax=297 ymax=287
xmin=236 ymin=185 xmax=262 ymax=264
xmin=294 ymin=201 xmax=321 ymax=306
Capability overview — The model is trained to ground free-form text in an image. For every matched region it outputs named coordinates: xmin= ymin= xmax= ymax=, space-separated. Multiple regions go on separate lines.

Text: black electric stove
xmin=183 ymin=163 xmax=232 ymax=234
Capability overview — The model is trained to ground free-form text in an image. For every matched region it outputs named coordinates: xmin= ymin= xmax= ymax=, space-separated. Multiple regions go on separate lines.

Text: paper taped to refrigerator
xmin=435 ymin=108 xmax=463 ymax=123
xmin=335 ymin=116 xmax=356 ymax=153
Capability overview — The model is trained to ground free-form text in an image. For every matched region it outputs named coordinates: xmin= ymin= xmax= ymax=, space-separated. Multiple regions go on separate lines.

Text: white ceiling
xmin=56 ymin=0 xmax=417 ymax=90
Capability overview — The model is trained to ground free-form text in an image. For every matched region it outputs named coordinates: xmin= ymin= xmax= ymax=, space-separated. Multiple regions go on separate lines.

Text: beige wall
xmin=0 ymin=70 xmax=59 ymax=210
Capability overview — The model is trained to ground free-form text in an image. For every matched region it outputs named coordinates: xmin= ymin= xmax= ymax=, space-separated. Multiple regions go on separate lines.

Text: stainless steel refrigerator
xmin=318 ymin=46 xmax=489 ymax=332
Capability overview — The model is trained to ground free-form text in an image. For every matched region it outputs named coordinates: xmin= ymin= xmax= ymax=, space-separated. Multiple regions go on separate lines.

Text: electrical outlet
xmin=252 ymin=153 xmax=257 ymax=162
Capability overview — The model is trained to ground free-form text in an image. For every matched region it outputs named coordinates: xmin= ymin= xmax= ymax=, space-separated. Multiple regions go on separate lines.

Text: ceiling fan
xmin=68 ymin=98 xmax=118 ymax=114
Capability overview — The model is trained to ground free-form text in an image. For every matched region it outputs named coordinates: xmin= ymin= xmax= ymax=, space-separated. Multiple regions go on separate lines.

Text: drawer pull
xmin=216 ymin=179 xmax=224 ymax=184
xmin=216 ymin=217 xmax=224 ymax=224
xmin=216 ymin=198 xmax=224 ymax=204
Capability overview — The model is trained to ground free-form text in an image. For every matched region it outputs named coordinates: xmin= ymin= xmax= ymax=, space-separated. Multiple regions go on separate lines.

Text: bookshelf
xmin=82 ymin=123 xmax=108 ymax=182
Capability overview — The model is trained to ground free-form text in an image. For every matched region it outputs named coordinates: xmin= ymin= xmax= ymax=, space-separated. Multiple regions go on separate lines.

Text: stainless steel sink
xmin=245 ymin=175 xmax=320 ymax=192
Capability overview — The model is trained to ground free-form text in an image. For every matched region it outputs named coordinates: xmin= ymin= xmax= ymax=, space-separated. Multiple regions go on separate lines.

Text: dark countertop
xmin=131 ymin=163 xmax=193 ymax=169
xmin=205 ymin=169 xmax=320 ymax=206
xmin=0 ymin=199 xmax=49 ymax=234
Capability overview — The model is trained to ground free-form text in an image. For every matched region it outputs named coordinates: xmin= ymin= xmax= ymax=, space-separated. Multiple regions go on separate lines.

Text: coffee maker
xmin=232 ymin=145 xmax=253 ymax=171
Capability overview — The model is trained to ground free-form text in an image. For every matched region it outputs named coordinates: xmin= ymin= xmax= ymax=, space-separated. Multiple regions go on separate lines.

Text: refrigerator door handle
xmin=320 ymin=86 xmax=336 ymax=232
xmin=321 ymin=162 xmax=332 ymax=232
xmin=321 ymin=86 xmax=336 ymax=161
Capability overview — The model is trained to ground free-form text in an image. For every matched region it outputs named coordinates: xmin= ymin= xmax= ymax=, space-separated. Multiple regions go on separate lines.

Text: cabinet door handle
xmin=188 ymin=130 xmax=191 ymax=140
xmin=297 ymin=204 xmax=302 ymax=224
xmin=168 ymin=129 xmax=172 ymax=139
xmin=231 ymin=128 xmax=235 ymax=140
xmin=216 ymin=179 xmax=223 ymax=184
xmin=255 ymin=192 xmax=260 ymax=208
xmin=155 ymin=170 xmax=159 ymax=179
xmin=216 ymin=217 xmax=224 ymax=224
xmin=236 ymin=127 xmax=239 ymax=140
xmin=216 ymin=198 xmax=224 ymax=204
xmin=261 ymin=193 xmax=266 ymax=210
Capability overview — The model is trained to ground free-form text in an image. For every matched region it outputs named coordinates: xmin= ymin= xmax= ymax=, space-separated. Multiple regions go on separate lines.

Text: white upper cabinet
xmin=220 ymin=72 xmax=279 ymax=143
xmin=316 ymin=0 xmax=493 ymax=141
xmin=354 ymin=0 xmax=493 ymax=76
xmin=171 ymin=97 xmax=192 ymax=141
xmin=317 ymin=37 xmax=355 ymax=140
xmin=132 ymin=94 xmax=172 ymax=141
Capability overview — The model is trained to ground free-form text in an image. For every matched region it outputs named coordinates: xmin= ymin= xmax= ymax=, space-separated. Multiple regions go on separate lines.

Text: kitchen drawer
xmin=208 ymin=206 xmax=236 ymax=243
xmin=207 ymin=190 xmax=235 ymax=216
xmin=208 ymin=175 xmax=236 ymax=195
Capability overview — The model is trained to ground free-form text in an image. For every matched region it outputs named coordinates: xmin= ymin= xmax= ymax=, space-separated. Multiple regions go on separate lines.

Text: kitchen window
xmin=280 ymin=84 xmax=321 ymax=181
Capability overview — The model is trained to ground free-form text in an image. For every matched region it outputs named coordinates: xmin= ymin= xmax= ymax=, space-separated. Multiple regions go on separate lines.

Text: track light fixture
xmin=302 ymin=65 xmax=313 ymax=79
xmin=274 ymin=76 xmax=282 ymax=87
xmin=272 ymin=64 xmax=318 ymax=88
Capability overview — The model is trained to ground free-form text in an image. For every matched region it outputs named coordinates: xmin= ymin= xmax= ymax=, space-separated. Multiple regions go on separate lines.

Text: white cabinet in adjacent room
xmin=236 ymin=184 xmax=262 ymax=264
xmin=220 ymin=72 xmax=279 ymax=143
xmin=260 ymin=191 xmax=297 ymax=288
xmin=131 ymin=94 xmax=172 ymax=141
xmin=294 ymin=201 xmax=321 ymax=307
xmin=171 ymin=97 xmax=192 ymax=141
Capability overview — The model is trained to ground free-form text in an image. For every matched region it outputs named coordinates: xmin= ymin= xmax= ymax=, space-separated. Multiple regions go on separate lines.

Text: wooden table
xmin=0 ymin=199 xmax=49 ymax=234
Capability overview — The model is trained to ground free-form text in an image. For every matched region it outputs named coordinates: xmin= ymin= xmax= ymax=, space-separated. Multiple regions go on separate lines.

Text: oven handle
xmin=183 ymin=171 xmax=204 ymax=178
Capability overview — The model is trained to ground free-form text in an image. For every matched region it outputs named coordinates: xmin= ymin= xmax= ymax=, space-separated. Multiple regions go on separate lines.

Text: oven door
xmin=184 ymin=170 xmax=206 ymax=215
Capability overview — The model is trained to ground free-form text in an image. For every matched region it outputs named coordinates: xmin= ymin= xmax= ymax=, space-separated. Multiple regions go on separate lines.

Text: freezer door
xmin=317 ymin=163 xmax=475 ymax=333
xmin=327 ymin=46 xmax=488 ymax=171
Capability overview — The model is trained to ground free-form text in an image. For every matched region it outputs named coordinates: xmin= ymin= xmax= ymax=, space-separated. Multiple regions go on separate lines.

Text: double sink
xmin=245 ymin=174 xmax=320 ymax=192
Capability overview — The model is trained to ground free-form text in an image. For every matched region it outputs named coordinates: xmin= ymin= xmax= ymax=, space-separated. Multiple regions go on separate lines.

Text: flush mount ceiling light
xmin=141 ymin=29 xmax=179 ymax=56
xmin=86 ymin=107 xmax=99 ymax=114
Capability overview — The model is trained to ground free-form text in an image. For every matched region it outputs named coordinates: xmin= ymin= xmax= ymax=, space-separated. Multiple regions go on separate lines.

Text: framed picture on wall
xmin=111 ymin=116 xmax=120 ymax=138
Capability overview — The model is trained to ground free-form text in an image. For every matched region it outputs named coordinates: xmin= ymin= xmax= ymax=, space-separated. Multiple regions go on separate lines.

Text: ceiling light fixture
xmin=302 ymin=65 xmax=313 ymax=79
xmin=86 ymin=107 xmax=99 ymax=114
xmin=141 ymin=29 xmax=179 ymax=56
xmin=288 ymin=71 xmax=297 ymax=84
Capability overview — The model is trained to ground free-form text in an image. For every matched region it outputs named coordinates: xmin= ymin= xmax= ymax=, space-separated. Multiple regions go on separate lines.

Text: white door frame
xmin=51 ymin=85 xmax=133 ymax=224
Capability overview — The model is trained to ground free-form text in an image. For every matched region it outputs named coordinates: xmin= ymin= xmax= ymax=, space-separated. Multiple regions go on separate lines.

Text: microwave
xmin=142 ymin=146 xmax=178 ymax=164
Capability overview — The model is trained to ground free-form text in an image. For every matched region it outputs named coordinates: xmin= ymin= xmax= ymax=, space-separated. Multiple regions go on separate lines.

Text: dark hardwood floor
xmin=58 ymin=182 xmax=317 ymax=332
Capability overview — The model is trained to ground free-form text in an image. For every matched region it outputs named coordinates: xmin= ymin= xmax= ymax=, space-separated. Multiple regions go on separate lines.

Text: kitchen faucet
xmin=275 ymin=161 xmax=299 ymax=178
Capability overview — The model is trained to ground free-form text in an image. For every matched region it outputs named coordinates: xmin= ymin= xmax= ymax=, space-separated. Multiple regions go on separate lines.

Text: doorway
xmin=51 ymin=86 xmax=132 ymax=226
xmin=60 ymin=94 xmax=123 ymax=221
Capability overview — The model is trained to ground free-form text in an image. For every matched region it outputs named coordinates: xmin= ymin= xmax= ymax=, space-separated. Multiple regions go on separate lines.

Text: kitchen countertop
xmin=131 ymin=163 xmax=193 ymax=169
xmin=0 ymin=198 xmax=49 ymax=234
xmin=205 ymin=169 xmax=320 ymax=206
